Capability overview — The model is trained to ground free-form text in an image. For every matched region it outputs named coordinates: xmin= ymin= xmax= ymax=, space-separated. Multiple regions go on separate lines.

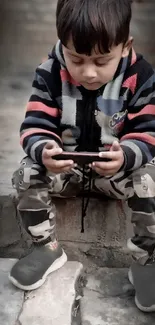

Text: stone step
xmin=55 ymin=197 xmax=132 ymax=268
xmin=80 ymin=268 xmax=155 ymax=324
xmin=0 ymin=194 xmax=132 ymax=268
xmin=0 ymin=258 xmax=82 ymax=325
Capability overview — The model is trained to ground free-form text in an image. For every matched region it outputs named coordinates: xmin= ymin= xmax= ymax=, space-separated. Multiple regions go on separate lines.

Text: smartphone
xmin=53 ymin=151 xmax=111 ymax=165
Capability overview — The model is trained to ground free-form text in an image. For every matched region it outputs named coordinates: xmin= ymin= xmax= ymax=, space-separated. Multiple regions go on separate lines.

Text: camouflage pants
xmin=12 ymin=156 xmax=155 ymax=264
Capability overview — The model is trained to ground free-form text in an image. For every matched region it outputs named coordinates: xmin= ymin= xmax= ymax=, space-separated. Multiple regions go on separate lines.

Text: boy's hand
xmin=91 ymin=141 xmax=124 ymax=176
xmin=42 ymin=140 xmax=75 ymax=173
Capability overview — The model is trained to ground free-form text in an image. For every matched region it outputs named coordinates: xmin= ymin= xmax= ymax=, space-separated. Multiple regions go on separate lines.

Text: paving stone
xmin=19 ymin=261 xmax=83 ymax=325
xmin=80 ymin=268 xmax=155 ymax=325
xmin=0 ymin=258 xmax=24 ymax=325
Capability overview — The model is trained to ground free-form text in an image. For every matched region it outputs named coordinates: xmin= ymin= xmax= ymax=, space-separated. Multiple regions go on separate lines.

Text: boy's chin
xmin=81 ymin=82 xmax=103 ymax=90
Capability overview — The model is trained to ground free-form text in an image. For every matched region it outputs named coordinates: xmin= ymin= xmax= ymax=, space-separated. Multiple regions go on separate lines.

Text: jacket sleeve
xmin=120 ymin=71 xmax=155 ymax=171
xmin=20 ymin=59 xmax=63 ymax=165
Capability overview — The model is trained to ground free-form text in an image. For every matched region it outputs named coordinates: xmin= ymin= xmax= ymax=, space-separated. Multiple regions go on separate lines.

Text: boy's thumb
xmin=111 ymin=140 xmax=120 ymax=151
xmin=45 ymin=140 xmax=59 ymax=150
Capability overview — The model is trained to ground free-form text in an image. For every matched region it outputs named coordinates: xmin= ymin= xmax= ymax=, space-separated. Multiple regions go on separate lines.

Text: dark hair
xmin=56 ymin=0 xmax=132 ymax=55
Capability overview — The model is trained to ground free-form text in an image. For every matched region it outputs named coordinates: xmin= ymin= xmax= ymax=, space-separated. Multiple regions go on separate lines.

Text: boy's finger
xmin=51 ymin=159 xmax=74 ymax=168
xmin=92 ymin=160 xmax=118 ymax=169
xmin=92 ymin=165 xmax=116 ymax=176
xmin=99 ymin=151 xmax=120 ymax=160
xmin=44 ymin=147 xmax=62 ymax=158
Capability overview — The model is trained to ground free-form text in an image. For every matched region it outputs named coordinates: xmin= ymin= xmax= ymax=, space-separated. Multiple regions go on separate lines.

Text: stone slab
xmin=80 ymin=268 xmax=155 ymax=325
xmin=56 ymin=197 xmax=132 ymax=268
xmin=56 ymin=198 xmax=128 ymax=246
xmin=19 ymin=261 xmax=83 ymax=325
xmin=0 ymin=192 xmax=132 ymax=267
xmin=0 ymin=258 xmax=24 ymax=325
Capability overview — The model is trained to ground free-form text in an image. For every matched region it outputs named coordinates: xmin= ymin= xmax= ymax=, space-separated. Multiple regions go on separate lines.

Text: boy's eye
xmin=72 ymin=60 xmax=82 ymax=65
xmin=95 ymin=62 xmax=107 ymax=67
xmin=71 ymin=61 xmax=107 ymax=66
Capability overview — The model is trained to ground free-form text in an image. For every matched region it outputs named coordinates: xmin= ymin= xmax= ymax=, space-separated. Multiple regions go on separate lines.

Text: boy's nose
xmin=82 ymin=66 xmax=97 ymax=80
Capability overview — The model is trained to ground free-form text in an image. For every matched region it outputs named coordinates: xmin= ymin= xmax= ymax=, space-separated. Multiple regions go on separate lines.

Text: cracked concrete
xmin=19 ymin=261 xmax=83 ymax=325
xmin=0 ymin=259 xmax=83 ymax=325
xmin=80 ymin=268 xmax=155 ymax=325
xmin=0 ymin=259 xmax=24 ymax=325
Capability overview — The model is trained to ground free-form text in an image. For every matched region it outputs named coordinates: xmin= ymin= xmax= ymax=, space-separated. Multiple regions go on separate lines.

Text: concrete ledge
xmin=0 ymin=195 xmax=132 ymax=266
xmin=55 ymin=197 xmax=132 ymax=267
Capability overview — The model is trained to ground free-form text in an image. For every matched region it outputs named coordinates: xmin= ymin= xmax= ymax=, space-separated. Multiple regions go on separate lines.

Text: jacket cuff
xmin=120 ymin=144 xmax=136 ymax=171
xmin=33 ymin=137 xmax=63 ymax=166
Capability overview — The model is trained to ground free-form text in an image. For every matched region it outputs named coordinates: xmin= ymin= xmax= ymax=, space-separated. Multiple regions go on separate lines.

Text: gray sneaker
xmin=128 ymin=261 xmax=155 ymax=312
xmin=9 ymin=242 xmax=67 ymax=290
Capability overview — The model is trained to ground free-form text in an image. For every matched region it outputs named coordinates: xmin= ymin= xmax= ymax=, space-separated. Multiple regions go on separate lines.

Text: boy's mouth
xmin=81 ymin=81 xmax=102 ymax=89
xmin=83 ymin=81 xmax=99 ymax=84
xmin=82 ymin=81 xmax=101 ymax=86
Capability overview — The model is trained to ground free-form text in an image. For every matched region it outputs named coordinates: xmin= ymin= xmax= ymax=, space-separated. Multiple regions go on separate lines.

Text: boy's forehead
xmin=64 ymin=40 xmax=111 ymax=58
xmin=64 ymin=39 xmax=121 ymax=58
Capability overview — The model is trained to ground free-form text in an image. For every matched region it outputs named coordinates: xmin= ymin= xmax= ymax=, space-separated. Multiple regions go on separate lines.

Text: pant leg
xmin=12 ymin=157 xmax=83 ymax=245
xmin=92 ymin=169 xmax=134 ymax=199
xmin=93 ymin=163 xmax=155 ymax=265
xmin=127 ymin=162 xmax=155 ymax=264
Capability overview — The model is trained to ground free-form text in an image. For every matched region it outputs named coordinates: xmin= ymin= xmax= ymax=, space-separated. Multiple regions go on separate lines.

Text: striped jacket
xmin=20 ymin=40 xmax=155 ymax=171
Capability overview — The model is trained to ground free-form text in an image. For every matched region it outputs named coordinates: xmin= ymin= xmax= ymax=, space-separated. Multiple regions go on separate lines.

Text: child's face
xmin=63 ymin=39 xmax=132 ymax=90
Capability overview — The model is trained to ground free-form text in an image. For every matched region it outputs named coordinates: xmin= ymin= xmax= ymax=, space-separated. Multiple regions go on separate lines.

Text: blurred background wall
xmin=0 ymin=0 xmax=155 ymax=81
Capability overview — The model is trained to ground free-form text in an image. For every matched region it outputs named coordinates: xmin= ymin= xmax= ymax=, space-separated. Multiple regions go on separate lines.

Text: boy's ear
xmin=122 ymin=36 xmax=133 ymax=58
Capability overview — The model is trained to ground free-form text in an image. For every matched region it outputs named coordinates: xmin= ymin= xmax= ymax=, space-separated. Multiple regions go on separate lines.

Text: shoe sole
xmin=128 ymin=268 xmax=155 ymax=312
xmin=128 ymin=268 xmax=134 ymax=286
xmin=9 ymin=249 xmax=67 ymax=291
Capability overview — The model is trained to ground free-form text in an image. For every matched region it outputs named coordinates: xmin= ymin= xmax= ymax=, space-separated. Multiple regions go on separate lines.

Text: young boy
xmin=9 ymin=0 xmax=155 ymax=312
